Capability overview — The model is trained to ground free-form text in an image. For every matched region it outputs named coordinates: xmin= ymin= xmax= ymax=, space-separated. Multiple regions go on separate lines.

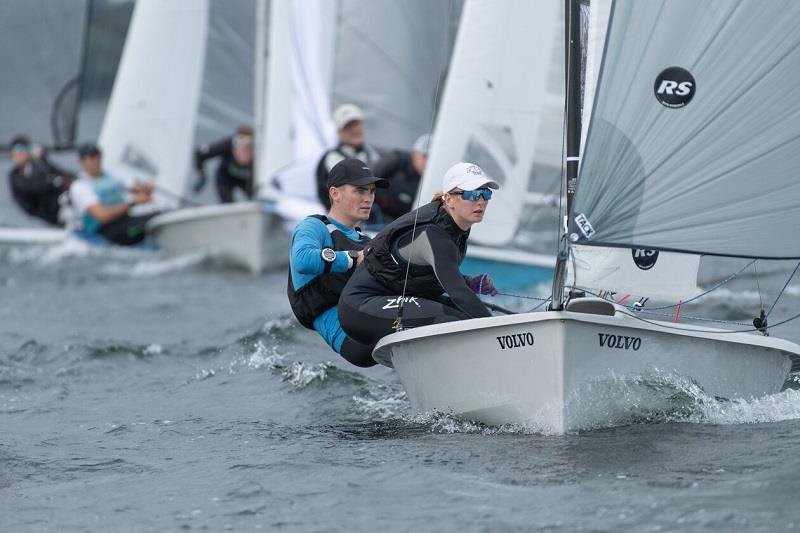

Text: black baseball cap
xmin=78 ymin=143 xmax=102 ymax=158
xmin=327 ymin=158 xmax=389 ymax=189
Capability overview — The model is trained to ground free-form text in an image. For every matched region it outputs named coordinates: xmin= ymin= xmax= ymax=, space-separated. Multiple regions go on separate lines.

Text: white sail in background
xmin=419 ymin=0 xmax=562 ymax=249
xmin=257 ymin=0 xmax=336 ymax=198
xmin=574 ymin=0 xmax=800 ymax=259
xmin=100 ymin=0 xmax=256 ymax=201
xmin=262 ymin=0 xmax=459 ymax=204
xmin=99 ymin=0 xmax=209 ymax=198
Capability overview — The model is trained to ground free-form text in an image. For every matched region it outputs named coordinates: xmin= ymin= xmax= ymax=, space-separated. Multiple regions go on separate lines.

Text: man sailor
xmin=288 ymin=158 xmax=389 ymax=367
xmin=315 ymin=104 xmax=380 ymax=210
xmin=70 ymin=143 xmax=156 ymax=245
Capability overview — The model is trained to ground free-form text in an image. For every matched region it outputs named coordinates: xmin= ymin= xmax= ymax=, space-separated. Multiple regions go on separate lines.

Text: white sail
xmin=570 ymin=0 xmax=700 ymax=305
xmin=569 ymin=244 xmax=699 ymax=303
xmin=419 ymin=0 xmax=562 ymax=249
xmin=574 ymin=0 xmax=800 ymax=259
xmin=257 ymin=0 xmax=337 ymax=197
xmin=99 ymin=0 xmax=209 ymax=198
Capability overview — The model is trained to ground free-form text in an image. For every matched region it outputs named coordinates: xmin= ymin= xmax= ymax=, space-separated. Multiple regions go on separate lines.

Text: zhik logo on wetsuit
xmin=382 ymin=296 xmax=421 ymax=309
xmin=598 ymin=333 xmax=642 ymax=351
xmin=632 ymin=249 xmax=659 ymax=270
xmin=654 ymin=67 xmax=695 ymax=108
xmin=496 ymin=332 xmax=535 ymax=350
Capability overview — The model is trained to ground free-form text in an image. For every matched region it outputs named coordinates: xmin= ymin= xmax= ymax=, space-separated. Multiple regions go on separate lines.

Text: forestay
xmin=573 ymin=0 xmax=800 ymax=259
xmin=419 ymin=0 xmax=563 ymax=252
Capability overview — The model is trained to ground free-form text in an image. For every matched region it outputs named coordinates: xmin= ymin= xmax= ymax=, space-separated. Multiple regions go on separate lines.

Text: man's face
xmin=330 ymin=183 xmax=376 ymax=223
xmin=338 ymin=121 xmax=364 ymax=147
xmin=232 ymin=135 xmax=254 ymax=166
xmin=80 ymin=154 xmax=102 ymax=176
xmin=10 ymin=147 xmax=31 ymax=168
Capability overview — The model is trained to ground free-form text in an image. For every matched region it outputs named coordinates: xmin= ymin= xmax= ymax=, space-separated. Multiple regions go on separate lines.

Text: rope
xmin=393 ymin=0 xmax=454 ymax=332
xmin=765 ymin=261 xmax=800 ymax=319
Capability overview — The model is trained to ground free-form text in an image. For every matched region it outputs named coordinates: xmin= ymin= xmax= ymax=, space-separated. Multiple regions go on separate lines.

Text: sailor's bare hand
xmin=356 ymin=250 xmax=364 ymax=265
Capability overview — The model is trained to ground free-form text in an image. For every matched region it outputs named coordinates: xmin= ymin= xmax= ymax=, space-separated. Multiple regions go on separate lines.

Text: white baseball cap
xmin=441 ymin=162 xmax=500 ymax=193
xmin=333 ymin=103 xmax=364 ymax=130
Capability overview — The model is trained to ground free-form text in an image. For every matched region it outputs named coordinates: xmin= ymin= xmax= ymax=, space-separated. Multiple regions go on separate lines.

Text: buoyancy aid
xmin=287 ymin=215 xmax=371 ymax=329
xmin=363 ymin=201 xmax=469 ymax=299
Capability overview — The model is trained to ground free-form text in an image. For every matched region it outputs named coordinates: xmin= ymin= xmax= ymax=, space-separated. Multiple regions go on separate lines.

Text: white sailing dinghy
xmin=96 ymin=0 xmax=287 ymax=272
xmin=373 ymin=0 xmax=800 ymax=434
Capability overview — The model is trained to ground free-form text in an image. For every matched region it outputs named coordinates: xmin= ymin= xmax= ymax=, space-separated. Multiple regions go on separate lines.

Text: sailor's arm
xmin=290 ymin=219 xmax=354 ymax=275
xmin=417 ymin=227 xmax=492 ymax=318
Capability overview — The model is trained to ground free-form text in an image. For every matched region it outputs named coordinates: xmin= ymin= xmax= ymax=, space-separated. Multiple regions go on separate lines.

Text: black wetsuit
xmin=195 ymin=138 xmax=253 ymax=203
xmin=8 ymin=159 xmax=72 ymax=226
xmin=372 ymin=150 xmax=421 ymax=221
xmin=338 ymin=201 xmax=491 ymax=349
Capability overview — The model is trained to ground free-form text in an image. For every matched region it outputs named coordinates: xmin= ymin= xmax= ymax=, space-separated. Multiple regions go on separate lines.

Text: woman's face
xmin=443 ymin=188 xmax=490 ymax=230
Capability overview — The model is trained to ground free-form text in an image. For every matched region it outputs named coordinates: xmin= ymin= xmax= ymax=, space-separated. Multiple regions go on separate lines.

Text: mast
xmin=253 ymin=0 xmax=268 ymax=197
xmin=549 ymin=0 xmax=583 ymax=311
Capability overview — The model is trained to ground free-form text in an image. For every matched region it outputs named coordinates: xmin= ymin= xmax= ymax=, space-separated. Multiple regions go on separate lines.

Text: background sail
xmin=98 ymin=0 xmax=209 ymax=199
xmin=100 ymin=0 xmax=255 ymax=200
xmin=573 ymin=0 xmax=800 ymax=259
xmin=419 ymin=0 xmax=563 ymax=251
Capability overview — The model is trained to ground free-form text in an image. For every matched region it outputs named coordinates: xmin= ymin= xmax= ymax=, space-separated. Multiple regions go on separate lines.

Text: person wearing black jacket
xmin=315 ymin=104 xmax=380 ymax=209
xmin=7 ymin=135 xmax=74 ymax=226
xmin=339 ymin=162 xmax=500 ymax=351
xmin=193 ymin=125 xmax=254 ymax=203
xmin=373 ymin=133 xmax=430 ymax=221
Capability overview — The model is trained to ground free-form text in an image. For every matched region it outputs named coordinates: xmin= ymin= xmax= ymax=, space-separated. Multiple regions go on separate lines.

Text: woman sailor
xmin=339 ymin=162 xmax=499 ymax=354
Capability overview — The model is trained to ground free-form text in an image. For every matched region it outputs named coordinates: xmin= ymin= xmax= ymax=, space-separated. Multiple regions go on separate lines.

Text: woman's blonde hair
xmin=431 ymin=191 xmax=445 ymax=202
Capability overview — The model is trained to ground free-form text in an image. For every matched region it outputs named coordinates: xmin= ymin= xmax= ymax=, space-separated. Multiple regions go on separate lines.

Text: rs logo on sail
xmin=598 ymin=333 xmax=642 ymax=351
xmin=497 ymin=332 xmax=535 ymax=350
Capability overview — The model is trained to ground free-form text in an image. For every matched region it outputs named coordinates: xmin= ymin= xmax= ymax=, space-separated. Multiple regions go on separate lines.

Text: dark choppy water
xmin=4 ymin=168 xmax=800 ymax=531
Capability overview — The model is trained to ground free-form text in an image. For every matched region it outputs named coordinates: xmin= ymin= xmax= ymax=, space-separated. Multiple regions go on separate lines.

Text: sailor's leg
xmin=339 ymin=295 xmax=468 ymax=348
xmin=98 ymin=213 xmax=157 ymax=246
xmin=215 ymin=172 xmax=235 ymax=203
xmin=339 ymin=337 xmax=377 ymax=367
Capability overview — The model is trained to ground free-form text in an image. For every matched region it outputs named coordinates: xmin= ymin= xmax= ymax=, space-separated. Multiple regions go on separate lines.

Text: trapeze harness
xmin=287 ymin=215 xmax=370 ymax=329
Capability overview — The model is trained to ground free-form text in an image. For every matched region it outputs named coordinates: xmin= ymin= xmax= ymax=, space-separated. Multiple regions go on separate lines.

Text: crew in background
xmin=339 ymin=162 xmax=499 ymax=352
xmin=373 ymin=133 xmax=430 ymax=221
xmin=315 ymin=104 xmax=380 ymax=210
xmin=70 ymin=143 xmax=156 ymax=246
xmin=7 ymin=134 xmax=74 ymax=226
xmin=193 ymin=125 xmax=255 ymax=203
xmin=288 ymin=158 xmax=389 ymax=367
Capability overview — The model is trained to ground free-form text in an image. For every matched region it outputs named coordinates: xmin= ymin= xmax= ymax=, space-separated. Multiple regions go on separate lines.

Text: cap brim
xmin=350 ymin=176 xmax=390 ymax=189
xmin=459 ymin=177 xmax=500 ymax=190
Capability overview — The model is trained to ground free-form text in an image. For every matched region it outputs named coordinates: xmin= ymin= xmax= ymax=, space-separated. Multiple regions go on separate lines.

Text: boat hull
xmin=146 ymin=202 xmax=289 ymax=273
xmin=372 ymin=311 xmax=799 ymax=433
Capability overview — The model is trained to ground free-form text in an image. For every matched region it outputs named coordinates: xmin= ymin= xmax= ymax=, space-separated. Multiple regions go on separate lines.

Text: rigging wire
xmin=392 ymin=0 xmax=455 ymax=332
xmin=765 ymin=261 xmax=800 ymax=319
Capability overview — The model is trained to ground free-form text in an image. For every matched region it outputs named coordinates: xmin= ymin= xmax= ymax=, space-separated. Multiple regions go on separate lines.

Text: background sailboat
xmin=417 ymin=0 xmax=561 ymax=290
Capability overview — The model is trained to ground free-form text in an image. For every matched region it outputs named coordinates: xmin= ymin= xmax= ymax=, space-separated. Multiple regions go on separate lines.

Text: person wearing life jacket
xmin=7 ymin=134 xmax=74 ymax=226
xmin=338 ymin=162 xmax=500 ymax=351
xmin=193 ymin=125 xmax=255 ymax=203
xmin=372 ymin=133 xmax=430 ymax=221
xmin=288 ymin=158 xmax=389 ymax=367
xmin=315 ymin=104 xmax=380 ymax=210
xmin=69 ymin=143 xmax=156 ymax=245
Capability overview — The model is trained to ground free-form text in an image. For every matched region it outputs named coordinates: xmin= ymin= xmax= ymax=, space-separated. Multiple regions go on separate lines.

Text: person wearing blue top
xmin=287 ymin=158 xmax=389 ymax=367
xmin=69 ymin=143 xmax=157 ymax=245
